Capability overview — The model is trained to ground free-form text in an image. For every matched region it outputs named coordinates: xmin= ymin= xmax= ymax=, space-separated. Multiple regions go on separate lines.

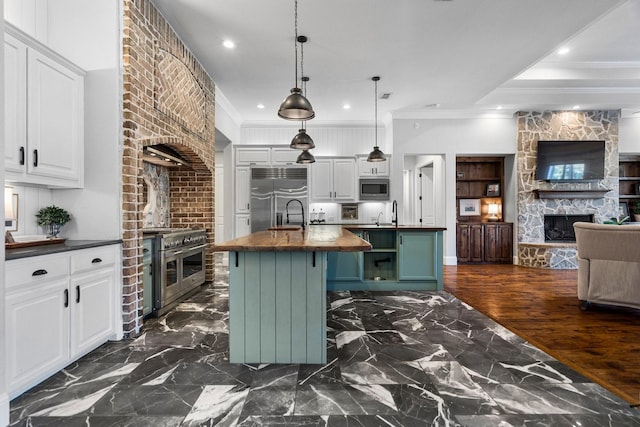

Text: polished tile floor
xmin=9 ymin=258 xmax=640 ymax=426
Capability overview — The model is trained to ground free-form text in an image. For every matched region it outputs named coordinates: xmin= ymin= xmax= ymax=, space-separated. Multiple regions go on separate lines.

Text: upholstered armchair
xmin=573 ymin=222 xmax=640 ymax=310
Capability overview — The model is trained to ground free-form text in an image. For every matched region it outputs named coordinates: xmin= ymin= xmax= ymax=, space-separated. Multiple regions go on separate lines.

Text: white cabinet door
xmin=5 ymin=278 xmax=69 ymax=398
xmin=271 ymin=148 xmax=300 ymax=165
xmin=70 ymin=268 xmax=116 ymax=359
xmin=4 ymin=25 xmax=85 ymax=188
xmin=311 ymin=159 xmax=334 ymax=201
xmin=27 ymin=48 xmax=83 ymax=182
xmin=235 ymin=166 xmax=251 ymax=213
xmin=358 ymin=156 xmax=389 ymax=177
xmin=4 ymin=33 xmax=27 ymax=175
xmin=333 ymin=158 xmax=357 ymax=200
xmin=235 ymin=214 xmax=251 ymax=238
xmin=236 ymin=147 xmax=270 ymax=165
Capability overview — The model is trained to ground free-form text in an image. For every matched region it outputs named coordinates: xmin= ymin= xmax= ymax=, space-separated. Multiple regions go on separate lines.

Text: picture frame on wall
xmin=486 ymin=182 xmax=500 ymax=197
xmin=619 ymin=202 xmax=629 ymax=219
xmin=459 ymin=199 xmax=481 ymax=216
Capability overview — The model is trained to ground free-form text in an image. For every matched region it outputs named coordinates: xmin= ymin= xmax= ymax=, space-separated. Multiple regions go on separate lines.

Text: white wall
xmin=620 ymin=116 xmax=640 ymax=153
xmin=392 ymin=117 xmax=517 ymax=264
xmin=0 ymin=2 xmax=8 ymax=424
xmin=241 ymin=124 xmax=388 ymax=157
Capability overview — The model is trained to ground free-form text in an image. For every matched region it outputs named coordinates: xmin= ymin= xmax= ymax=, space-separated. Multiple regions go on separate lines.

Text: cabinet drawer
xmin=70 ymin=246 xmax=117 ymax=274
xmin=6 ymin=253 xmax=70 ymax=290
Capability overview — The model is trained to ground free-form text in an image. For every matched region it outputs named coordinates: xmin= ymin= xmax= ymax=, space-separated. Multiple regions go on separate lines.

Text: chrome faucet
xmin=286 ymin=199 xmax=306 ymax=230
xmin=392 ymin=199 xmax=398 ymax=228
xmin=375 ymin=211 xmax=384 ymax=226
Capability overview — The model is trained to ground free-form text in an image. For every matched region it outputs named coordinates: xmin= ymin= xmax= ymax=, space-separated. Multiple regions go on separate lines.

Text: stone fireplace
xmin=544 ymin=214 xmax=594 ymax=242
xmin=516 ymin=111 xmax=619 ymax=269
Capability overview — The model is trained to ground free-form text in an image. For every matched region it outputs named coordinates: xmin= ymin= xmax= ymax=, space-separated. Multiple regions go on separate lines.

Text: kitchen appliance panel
xmin=250 ymin=167 xmax=308 ymax=232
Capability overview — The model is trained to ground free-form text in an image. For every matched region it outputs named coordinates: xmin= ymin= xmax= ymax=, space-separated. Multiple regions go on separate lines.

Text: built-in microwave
xmin=359 ymin=178 xmax=390 ymax=201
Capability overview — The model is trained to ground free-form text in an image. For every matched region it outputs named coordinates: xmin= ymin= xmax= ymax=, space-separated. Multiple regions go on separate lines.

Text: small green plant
xmin=632 ymin=201 xmax=640 ymax=215
xmin=603 ymin=215 xmax=629 ymax=225
xmin=36 ymin=205 xmax=71 ymax=237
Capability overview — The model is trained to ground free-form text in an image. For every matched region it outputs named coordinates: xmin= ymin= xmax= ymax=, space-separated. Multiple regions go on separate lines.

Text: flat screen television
xmin=535 ymin=140 xmax=605 ymax=181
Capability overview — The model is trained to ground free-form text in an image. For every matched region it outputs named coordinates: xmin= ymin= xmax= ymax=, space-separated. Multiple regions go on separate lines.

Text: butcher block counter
xmin=213 ymin=224 xmax=372 ymax=252
xmin=214 ymin=225 xmax=371 ymax=364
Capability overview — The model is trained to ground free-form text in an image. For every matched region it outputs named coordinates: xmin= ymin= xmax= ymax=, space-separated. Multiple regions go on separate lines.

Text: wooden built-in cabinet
xmin=457 ymin=222 xmax=513 ymax=264
xmin=455 ymin=156 xmax=512 ymax=264
xmin=619 ymin=155 xmax=640 ymax=220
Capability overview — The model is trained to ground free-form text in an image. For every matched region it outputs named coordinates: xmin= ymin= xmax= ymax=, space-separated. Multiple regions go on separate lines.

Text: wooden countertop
xmin=214 ymin=225 xmax=372 ymax=252
xmin=342 ymin=225 xmax=447 ymax=231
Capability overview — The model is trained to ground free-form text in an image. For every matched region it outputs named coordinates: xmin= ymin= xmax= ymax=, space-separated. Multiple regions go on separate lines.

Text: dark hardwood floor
xmin=444 ymin=263 xmax=640 ymax=407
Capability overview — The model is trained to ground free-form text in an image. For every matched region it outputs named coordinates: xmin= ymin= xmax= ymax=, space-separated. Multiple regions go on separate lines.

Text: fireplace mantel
xmin=533 ymin=189 xmax=610 ymax=199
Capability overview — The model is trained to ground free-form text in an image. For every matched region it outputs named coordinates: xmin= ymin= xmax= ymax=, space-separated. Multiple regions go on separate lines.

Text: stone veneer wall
xmin=516 ymin=111 xmax=619 ymax=268
xmin=122 ymin=0 xmax=215 ymax=336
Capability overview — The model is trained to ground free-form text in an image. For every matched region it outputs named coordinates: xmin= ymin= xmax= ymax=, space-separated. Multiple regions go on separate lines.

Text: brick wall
xmin=122 ymin=0 xmax=215 ymax=336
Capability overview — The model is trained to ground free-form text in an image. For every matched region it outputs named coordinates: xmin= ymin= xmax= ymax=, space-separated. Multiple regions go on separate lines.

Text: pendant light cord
xmin=374 ymin=78 xmax=378 ymax=147
xmin=294 ymin=0 xmax=298 ymax=88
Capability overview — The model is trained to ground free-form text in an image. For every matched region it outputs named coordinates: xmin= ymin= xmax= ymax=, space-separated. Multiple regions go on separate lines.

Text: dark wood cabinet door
xmin=469 ymin=224 xmax=484 ymax=262
xmin=456 ymin=224 xmax=471 ymax=263
xmin=484 ymin=223 xmax=513 ymax=263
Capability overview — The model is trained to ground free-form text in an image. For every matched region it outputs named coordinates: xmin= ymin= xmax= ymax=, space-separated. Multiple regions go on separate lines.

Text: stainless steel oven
xmin=143 ymin=228 xmax=208 ymax=316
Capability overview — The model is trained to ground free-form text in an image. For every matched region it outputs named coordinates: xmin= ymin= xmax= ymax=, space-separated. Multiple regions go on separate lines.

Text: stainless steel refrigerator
xmin=250 ymin=167 xmax=308 ymax=232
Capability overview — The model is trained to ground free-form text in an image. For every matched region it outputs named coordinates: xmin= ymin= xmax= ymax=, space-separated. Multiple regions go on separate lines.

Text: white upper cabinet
xmin=357 ymin=155 xmax=390 ymax=177
xmin=235 ymin=147 xmax=271 ymax=165
xmin=4 ymin=24 xmax=85 ymax=188
xmin=310 ymin=158 xmax=357 ymax=202
xmin=271 ymin=147 xmax=301 ymax=165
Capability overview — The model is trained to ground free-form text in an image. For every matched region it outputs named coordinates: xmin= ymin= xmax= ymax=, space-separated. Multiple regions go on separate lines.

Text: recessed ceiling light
xmin=257 ymin=104 xmax=265 ymax=109
xmin=343 ymin=104 xmax=351 ymax=110
xmin=558 ymin=47 xmax=570 ymax=55
xmin=222 ymin=39 xmax=235 ymax=49
xmin=496 ymin=105 xmax=503 ymax=110
xmin=572 ymin=105 xmax=580 ymax=110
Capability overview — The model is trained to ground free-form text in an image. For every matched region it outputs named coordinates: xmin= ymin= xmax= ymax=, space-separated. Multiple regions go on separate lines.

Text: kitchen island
xmin=214 ymin=225 xmax=371 ymax=364
xmin=328 ymin=225 xmax=446 ymax=291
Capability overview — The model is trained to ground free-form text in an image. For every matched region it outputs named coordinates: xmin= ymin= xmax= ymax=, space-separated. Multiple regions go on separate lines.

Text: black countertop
xmin=6 ymin=239 xmax=122 ymax=261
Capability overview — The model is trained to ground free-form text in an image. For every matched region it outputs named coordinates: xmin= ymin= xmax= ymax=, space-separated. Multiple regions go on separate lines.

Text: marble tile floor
xmin=9 ymin=258 xmax=640 ymax=426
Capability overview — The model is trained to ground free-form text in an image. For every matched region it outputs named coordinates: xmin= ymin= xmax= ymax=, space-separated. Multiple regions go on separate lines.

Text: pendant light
xmin=290 ymin=76 xmax=315 ymax=150
xmin=296 ymin=149 xmax=315 ymax=164
xmin=367 ymin=76 xmax=386 ymax=162
xmin=278 ymin=0 xmax=314 ymax=121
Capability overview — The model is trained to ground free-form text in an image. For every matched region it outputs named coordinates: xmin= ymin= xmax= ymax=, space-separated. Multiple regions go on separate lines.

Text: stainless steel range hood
xmin=142 ymin=145 xmax=189 ymax=167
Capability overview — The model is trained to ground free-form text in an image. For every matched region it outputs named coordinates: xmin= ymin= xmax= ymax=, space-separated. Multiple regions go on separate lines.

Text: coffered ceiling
xmin=150 ymin=0 xmax=640 ymax=124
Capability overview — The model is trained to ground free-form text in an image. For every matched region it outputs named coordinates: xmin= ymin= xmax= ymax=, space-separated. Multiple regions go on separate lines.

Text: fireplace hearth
xmin=544 ymin=214 xmax=594 ymax=242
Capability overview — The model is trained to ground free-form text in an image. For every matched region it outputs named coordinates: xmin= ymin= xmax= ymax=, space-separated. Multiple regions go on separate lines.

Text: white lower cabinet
xmin=5 ymin=244 xmax=121 ymax=398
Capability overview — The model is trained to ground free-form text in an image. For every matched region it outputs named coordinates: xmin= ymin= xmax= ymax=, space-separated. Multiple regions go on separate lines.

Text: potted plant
xmin=36 ymin=205 xmax=71 ymax=238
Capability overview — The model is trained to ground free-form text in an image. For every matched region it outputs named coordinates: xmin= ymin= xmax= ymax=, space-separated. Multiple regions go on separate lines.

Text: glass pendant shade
xmin=296 ymin=149 xmax=315 ymax=164
xmin=278 ymin=88 xmax=315 ymax=120
xmin=290 ymin=128 xmax=315 ymax=150
xmin=367 ymin=146 xmax=386 ymax=162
